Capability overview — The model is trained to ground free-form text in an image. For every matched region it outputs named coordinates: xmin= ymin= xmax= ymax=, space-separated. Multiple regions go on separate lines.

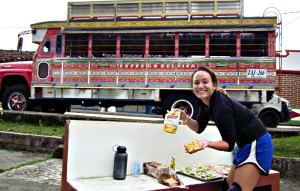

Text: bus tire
xmin=259 ymin=109 xmax=280 ymax=128
xmin=163 ymin=93 xmax=198 ymax=119
xmin=2 ymin=84 xmax=30 ymax=111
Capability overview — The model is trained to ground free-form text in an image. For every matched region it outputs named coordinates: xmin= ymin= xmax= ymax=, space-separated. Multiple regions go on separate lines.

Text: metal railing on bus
xmin=67 ymin=0 xmax=244 ymax=21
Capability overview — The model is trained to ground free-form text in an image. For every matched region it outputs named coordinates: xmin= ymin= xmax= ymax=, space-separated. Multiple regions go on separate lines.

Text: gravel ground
xmin=280 ymin=177 xmax=300 ymax=191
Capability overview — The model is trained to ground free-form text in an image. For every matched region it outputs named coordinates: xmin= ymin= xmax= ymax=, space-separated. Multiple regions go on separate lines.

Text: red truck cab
xmin=0 ymin=61 xmax=32 ymax=111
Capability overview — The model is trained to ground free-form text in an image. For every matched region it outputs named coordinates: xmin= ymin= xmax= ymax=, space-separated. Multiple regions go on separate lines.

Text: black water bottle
xmin=113 ymin=145 xmax=128 ymax=180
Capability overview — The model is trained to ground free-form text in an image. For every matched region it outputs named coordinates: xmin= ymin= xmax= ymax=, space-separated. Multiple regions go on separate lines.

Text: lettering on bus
xmin=247 ymin=69 xmax=267 ymax=78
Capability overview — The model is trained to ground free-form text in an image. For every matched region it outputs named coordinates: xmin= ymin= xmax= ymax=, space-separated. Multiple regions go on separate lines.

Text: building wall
xmin=276 ymin=70 xmax=300 ymax=107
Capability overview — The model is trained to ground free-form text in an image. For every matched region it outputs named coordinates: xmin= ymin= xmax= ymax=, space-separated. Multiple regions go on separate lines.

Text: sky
xmin=1 ymin=0 xmax=300 ymax=51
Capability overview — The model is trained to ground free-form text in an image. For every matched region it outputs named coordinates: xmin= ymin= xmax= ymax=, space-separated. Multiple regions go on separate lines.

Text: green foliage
xmin=273 ymin=135 xmax=300 ymax=158
xmin=0 ymin=119 xmax=64 ymax=137
xmin=281 ymin=121 xmax=300 ymax=126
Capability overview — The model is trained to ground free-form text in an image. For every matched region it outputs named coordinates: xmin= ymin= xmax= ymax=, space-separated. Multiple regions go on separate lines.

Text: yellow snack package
xmin=163 ymin=111 xmax=180 ymax=134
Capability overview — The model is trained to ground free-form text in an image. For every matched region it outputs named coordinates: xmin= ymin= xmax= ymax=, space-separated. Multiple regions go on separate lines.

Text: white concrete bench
xmin=61 ymin=120 xmax=233 ymax=190
xmin=61 ymin=120 xmax=279 ymax=191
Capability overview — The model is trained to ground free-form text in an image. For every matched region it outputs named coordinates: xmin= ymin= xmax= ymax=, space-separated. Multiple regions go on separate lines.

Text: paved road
xmin=0 ymin=149 xmax=61 ymax=191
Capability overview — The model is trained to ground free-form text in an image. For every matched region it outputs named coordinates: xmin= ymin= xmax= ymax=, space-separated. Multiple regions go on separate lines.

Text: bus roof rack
xmin=67 ymin=0 xmax=244 ymax=21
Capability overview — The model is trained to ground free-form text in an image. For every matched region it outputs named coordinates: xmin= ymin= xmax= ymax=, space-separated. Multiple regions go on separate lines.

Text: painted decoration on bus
xmin=247 ymin=69 xmax=268 ymax=78
xmin=62 ymin=61 xmax=89 ymax=84
xmin=118 ymin=62 xmax=146 ymax=86
xmin=239 ymin=61 xmax=276 ymax=86
xmin=51 ymin=61 xmax=62 ymax=83
xmin=147 ymin=62 xmax=176 ymax=87
xmin=207 ymin=61 xmax=239 ymax=86
xmin=32 ymin=59 xmax=276 ymax=90
xmin=90 ymin=61 xmax=117 ymax=85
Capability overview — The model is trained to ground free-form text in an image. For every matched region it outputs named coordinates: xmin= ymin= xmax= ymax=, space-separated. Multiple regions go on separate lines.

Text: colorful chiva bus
xmin=14 ymin=0 xmax=291 ymax=127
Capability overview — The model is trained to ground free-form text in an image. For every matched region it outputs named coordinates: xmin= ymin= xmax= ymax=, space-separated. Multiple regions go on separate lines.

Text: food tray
xmin=177 ymin=171 xmax=224 ymax=181
xmin=177 ymin=164 xmax=230 ymax=181
xmin=207 ymin=164 xmax=230 ymax=175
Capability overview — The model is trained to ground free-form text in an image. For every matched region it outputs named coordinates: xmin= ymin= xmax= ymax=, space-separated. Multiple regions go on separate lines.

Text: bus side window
xmin=56 ymin=34 xmax=63 ymax=55
xmin=38 ymin=62 xmax=49 ymax=79
xmin=65 ymin=34 xmax=88 ymax=57
xmin=42 ymin=40 xmax=51 ymax=54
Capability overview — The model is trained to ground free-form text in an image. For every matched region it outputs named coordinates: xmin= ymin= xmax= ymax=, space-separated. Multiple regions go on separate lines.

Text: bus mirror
xmin=17 ymin=37 xmax=23 ymax=52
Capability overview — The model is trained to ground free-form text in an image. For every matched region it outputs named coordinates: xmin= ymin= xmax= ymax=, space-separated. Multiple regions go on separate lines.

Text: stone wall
xmin=0 ymin=131 xmax=63 ymax=153
xmin=272 ymin=157 xmax=300 ymax=178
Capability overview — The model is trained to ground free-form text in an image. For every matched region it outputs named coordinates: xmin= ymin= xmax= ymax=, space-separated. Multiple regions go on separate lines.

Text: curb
xmin=0 ymin=110 xmax=163 ymax=126
xmin=0 ymin=131 xmax=63 ymax=154
xmin=272 ymin=157 xmax=300 ymax=178
xmin=267 ymin=128 xmax=300 ymax=138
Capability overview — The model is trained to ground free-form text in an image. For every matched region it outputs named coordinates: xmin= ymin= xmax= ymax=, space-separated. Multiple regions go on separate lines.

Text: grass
xmin=281 ymin=120 xmax=300 ymax=126
xmin=273 ymin=135 xmax=300 ymax=158
xmin=0 ymin=119 xmax=65 ymax=137
xmin=0 ymin=119 xmax=63 ymax=174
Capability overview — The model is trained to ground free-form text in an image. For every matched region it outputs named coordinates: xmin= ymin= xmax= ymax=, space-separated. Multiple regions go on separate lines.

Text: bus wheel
xmin=163 ymin=94 xmax=198 ymax=119
xmin=259 ymin=110 xmax=280 ymax=128
xmin=2 ymin=85 xmax=29 ymax=111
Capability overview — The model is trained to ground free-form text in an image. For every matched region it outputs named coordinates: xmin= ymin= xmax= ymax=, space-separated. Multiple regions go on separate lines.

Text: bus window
xmin=38 ymin=62 xmax=49 ymax=79
xmin=120 ymin=34 xmax=144 ymax=58
xmin=149 ymin=33 xmax=175 ymax=58
xmin=210 ymin=33 xmax=236 ymax=57
xmin=241 ymin=32 xmax=268 ymax=57
xmin=42 ymin=40 xmax=51 ymax=54
xmin=56 ymin=34 xmax=63 ymax=55
xmin=65 ymin=34 xmax=89 ymax=57
xmin=179 ymin=33 xmax=205 ymax=57
xmin=92 ymin=34 xmax=116 ymax=58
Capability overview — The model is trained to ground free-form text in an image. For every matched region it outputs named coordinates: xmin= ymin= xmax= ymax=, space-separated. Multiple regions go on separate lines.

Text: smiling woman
xmin=191 ymin=66 xmax=218 ymax=105
xmin=175 ymin=66 xmax=275 ymax=191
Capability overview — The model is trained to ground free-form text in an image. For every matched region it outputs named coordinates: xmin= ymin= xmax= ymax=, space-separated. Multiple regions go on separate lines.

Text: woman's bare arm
xmin=206 ymin=140 xmax=229 ymax=151
xmin=184 ymin=117 xmax=200 ymax=133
